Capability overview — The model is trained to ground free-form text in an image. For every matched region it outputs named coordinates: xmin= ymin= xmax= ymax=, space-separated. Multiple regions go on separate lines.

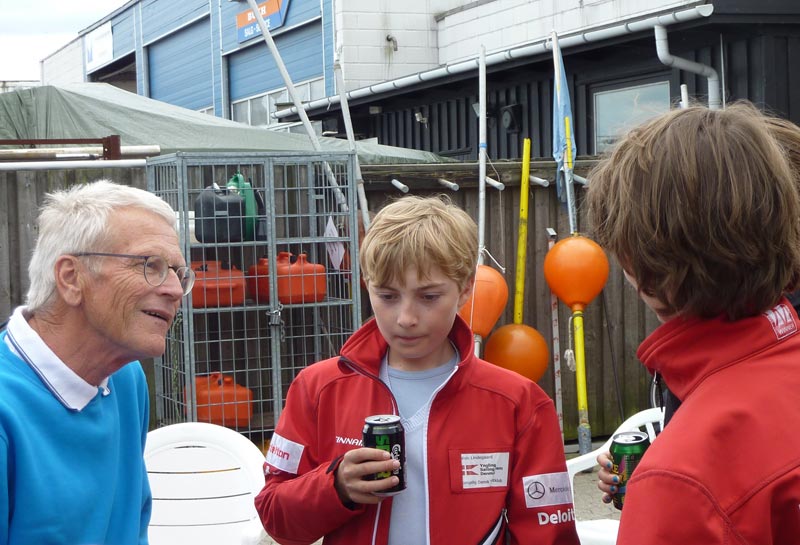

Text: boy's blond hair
xmin=586 ymin=102 xmax=800 ymax=320
xmin=360 ymin=195 xmax=477 ymax=289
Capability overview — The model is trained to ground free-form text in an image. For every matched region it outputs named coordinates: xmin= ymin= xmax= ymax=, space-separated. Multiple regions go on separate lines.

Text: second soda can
xmin=609 ymin=430 xmax=649 ymax=510
xmin=362 ymin=414 xmax=406 ymax=495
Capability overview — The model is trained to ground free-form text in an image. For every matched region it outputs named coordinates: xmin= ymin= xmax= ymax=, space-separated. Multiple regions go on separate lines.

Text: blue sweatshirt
xmin=0 ymin=332 xmax=152 ymax=545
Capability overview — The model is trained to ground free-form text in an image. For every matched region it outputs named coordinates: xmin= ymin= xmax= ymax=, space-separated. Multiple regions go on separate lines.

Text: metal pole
xmin=245 ymin=0 xmax=348 ymax=212
xmin=547 ymin=227 xmax=564 ymax=440
xmin=334 ymin=53 xmax=371 ymax=230
xmin=0 ymin=159 xmax=147 ymax=171
xmin=513 ymin=138 xmax=531 ymax=326
xmin=474 ymin=45 xmax=487 ymax=357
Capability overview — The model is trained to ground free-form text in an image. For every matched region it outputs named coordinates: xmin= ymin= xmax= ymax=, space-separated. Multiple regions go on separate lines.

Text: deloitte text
xmin=537 ymin=508 xmax=576 ymax=526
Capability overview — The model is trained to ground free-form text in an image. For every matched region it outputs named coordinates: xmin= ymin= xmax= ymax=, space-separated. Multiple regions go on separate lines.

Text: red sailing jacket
xmin=254 ymin=316 xmax=579 ymax=545
xmin=618 ymin=299 xmax=800 ymax=545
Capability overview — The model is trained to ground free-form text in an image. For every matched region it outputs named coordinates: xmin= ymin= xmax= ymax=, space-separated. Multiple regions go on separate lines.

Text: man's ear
xmin=54 ymin=256 xmax=85 ymax=307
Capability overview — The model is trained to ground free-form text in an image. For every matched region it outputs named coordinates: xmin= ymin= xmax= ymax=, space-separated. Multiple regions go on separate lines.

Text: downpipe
xmin=654 ymin=24 xmax=721 ymax=110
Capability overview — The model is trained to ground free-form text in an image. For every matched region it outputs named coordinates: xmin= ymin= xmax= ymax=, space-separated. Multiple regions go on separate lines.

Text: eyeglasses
xmin=73 ymin=252 xmax=196 ymax=296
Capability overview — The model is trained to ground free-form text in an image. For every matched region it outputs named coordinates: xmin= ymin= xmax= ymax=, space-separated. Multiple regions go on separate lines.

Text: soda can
xmin=609 ymin=430 xmax=649 ymax=510
xmin=362 ymin=414 xmax=406 ymax=495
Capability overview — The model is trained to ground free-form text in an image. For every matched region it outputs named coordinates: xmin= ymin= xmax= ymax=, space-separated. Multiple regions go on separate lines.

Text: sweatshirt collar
xmin=5 ymin=306 xmax=110 ymax=411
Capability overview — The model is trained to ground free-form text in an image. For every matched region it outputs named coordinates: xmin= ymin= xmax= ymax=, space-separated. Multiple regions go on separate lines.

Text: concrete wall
xmin=41 ymin=38 xmax=84 ymax=85
xmin=334 ymin=0 xmax=696 ymax=92
xmin=335 ymin=0 xmax=440 ymax=91
xmin=436 ymin=0 xmax=696 ymax=64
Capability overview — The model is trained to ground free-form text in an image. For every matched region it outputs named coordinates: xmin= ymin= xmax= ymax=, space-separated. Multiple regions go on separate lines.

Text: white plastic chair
xmin=144 ymin=422 xmax=267 ymax=545
xmin=567 ymin=407 xmax=665 ymax=545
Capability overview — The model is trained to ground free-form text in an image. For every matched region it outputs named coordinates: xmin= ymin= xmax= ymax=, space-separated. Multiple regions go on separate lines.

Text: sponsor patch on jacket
xmin=461 ymin=452 xmax=509 ymax=489
xmin=522 ymin=472 xmax=573 ymax=509
xmin=265 ymin=433 xmax=304 ymax=474
xmin=764 ymin=303 xmax=797 ymax=340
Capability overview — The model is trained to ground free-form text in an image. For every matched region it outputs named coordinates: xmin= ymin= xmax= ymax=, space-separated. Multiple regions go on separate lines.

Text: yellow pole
xmin=565 ymin=117 xmax=574 ymax=171
xmin=572 ymin=309 xmax=591 ymax=449
xmin=514 ymin=138 xmax=531 ymax=325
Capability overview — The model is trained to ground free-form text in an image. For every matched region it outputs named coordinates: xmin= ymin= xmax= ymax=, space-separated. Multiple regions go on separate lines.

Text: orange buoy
xmin=543 ymin=235 xmax=609 ymax=311
xmin=484 ymin=323 xmax=549 ymax=382
xmin=458 ymin=264 xmax=508 ymax=337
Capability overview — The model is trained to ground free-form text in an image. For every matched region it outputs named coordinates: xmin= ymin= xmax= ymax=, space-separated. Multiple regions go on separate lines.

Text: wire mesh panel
xmin=148 ymin=152 xmax=360 ymax=449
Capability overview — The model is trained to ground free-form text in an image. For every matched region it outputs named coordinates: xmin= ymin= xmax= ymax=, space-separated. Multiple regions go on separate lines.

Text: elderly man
xmin=0 ymin=180 xmax=194 ymax=545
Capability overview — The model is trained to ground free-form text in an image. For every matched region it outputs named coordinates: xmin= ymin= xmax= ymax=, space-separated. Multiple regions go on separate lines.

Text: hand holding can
xmin=609 ymin=431 xmax=649 ymax=510
xmin=362 ymin=415 xmax=406 ymax=495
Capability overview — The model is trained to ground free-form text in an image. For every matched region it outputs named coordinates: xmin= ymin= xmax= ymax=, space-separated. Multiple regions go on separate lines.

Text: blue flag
xmin=552 ymin=31 xmax=576 ymax=203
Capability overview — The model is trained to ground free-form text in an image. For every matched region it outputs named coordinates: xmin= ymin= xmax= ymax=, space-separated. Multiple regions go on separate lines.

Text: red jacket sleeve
xmin=506 ymin=392 xmax=581 ymax=545
xmin=617 ymin=470 xmax=726 ymax=545
xmin=253 ymin=374 xmax=363 ymax=545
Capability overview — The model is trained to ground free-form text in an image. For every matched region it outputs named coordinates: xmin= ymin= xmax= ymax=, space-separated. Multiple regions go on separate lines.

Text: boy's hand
xmin=334 ymin=448 xmax=401 ymax=505
xmin=596 ymin=451 xmax=621 ymax=505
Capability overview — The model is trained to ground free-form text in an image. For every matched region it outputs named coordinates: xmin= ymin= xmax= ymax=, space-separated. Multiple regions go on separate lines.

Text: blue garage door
xmin=148 ymin=18 xmax=213 ymax=110
xmin=228 ymin=20 xmax=322 ymax=101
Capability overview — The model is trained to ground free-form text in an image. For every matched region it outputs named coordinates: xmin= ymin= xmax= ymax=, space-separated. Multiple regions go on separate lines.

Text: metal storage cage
xmin=147 ymin=151 xmax=361 ymax=450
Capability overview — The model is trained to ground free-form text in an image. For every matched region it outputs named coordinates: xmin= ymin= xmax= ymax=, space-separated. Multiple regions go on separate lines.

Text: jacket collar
xmin=638 ymin=298 xmax=799 ymax=401
xmin=339 ymin=314 xmax=476 ymax=375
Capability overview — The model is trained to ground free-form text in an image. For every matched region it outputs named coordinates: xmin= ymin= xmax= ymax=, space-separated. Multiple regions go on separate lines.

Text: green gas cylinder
xmin=226 ymin=172 xmax=257 ymax=240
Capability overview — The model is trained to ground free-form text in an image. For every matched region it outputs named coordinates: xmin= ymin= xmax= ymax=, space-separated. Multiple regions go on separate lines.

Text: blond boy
xmin=255 ymin=195 xmax=578 ymax=545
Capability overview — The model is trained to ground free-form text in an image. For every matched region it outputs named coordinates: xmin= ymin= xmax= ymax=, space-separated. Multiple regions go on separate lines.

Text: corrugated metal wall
xmin=228 ymin=21 xmax=323 ymax=101
xmin=148 ymin=18 xmax=214 ymax=110
xmin=369 ymin=28 xmax=800 ymax=162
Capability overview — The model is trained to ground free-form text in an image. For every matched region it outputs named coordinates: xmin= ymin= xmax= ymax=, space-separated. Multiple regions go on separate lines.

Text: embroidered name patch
xmin=461 ymin=452 xmax=509 ymax=489
xmin=522 ymin=472 xmax=573 ymax=509
xmin=265 ymin=433 xmax=304 ymax=474
xmin=764 ymin=303 xmax=797 ymax=340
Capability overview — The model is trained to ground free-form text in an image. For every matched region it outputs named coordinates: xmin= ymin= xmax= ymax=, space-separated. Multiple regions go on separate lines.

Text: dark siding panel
xmin=148 ymin=18 xmax=213 ymax=110
xmin=788 ymin=37 xmax=800 ymax=119
xmin=749 ymin=35 xmax=766 ymax=106
xmin=367 ymin=26 xmax=800 ymax=159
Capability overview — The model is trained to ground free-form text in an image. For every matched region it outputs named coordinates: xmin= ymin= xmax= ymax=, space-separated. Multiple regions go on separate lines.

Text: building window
xmin=198 ymin=106 xmax=214 ymax=115
xmin=231 ymin=77 xmax=324 ymax=131
xmin=593 ymin=81 xmax=670 ymax=153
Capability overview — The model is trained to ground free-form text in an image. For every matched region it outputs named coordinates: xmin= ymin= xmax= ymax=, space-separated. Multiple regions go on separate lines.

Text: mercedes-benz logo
xmin=527 ymin=481 xmax=546 ymax=500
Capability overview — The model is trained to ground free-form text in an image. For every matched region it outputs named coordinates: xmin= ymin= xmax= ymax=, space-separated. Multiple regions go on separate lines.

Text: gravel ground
xmin=258 ymin=465 xmax=618 ymax=544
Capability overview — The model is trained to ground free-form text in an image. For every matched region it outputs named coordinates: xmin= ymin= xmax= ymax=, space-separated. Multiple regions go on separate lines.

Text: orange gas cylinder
xmin=191 ymin=261 xmax=246 ymax=308
xmin=275 ymin=251 xmax=293 ymax=303
xmin=458 ymin=265 xmax=509 ymax=337
xmin=189 ymin=373 xmax=253 ymax=428
xmin=246 ymin=257 xmax=270 ymax=303
xmin=277 ymin=252 xmax=327 ymax=304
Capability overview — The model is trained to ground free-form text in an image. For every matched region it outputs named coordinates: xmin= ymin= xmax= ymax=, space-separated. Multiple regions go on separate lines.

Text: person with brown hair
xmin=585 ymin=102 xmax=800 ymax=544
xmin=255 ymin=195 xmax=578 ymax=545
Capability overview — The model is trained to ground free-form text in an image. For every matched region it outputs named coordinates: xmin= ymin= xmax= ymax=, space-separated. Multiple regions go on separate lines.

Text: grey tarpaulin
xmin=0 ymin=83 xmax=450 ymax=165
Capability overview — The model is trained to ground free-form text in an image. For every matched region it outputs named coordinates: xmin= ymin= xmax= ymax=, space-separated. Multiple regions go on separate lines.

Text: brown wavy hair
xmin=586 ymin=102 xmax=800 ymax=320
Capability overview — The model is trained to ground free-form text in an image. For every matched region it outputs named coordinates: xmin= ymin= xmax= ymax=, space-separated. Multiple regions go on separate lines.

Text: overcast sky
xmin=0 ymin=0 xmax=129 ymax=80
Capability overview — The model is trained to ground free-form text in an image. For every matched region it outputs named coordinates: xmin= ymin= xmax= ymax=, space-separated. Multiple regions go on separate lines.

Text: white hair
xmin=26 ymin=180 xmax=177 ymax=312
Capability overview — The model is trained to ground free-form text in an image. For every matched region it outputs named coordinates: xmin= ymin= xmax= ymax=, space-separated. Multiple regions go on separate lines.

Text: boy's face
xmin=623 ymin=269 xmax=675 ymax=323
xmin=367 ymin=266 xmax=472 ymax=371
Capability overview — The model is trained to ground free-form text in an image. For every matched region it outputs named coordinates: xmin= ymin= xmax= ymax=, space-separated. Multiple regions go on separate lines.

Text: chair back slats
xmin=144 ymin=422 xmax=267 ymax=545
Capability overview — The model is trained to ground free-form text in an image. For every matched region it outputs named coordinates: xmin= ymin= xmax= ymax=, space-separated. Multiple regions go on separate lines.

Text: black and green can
xmin=610 ymin=430 xmax=649 ymax=510
xmin=362 ymin=414 xmax=406 ymax=495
